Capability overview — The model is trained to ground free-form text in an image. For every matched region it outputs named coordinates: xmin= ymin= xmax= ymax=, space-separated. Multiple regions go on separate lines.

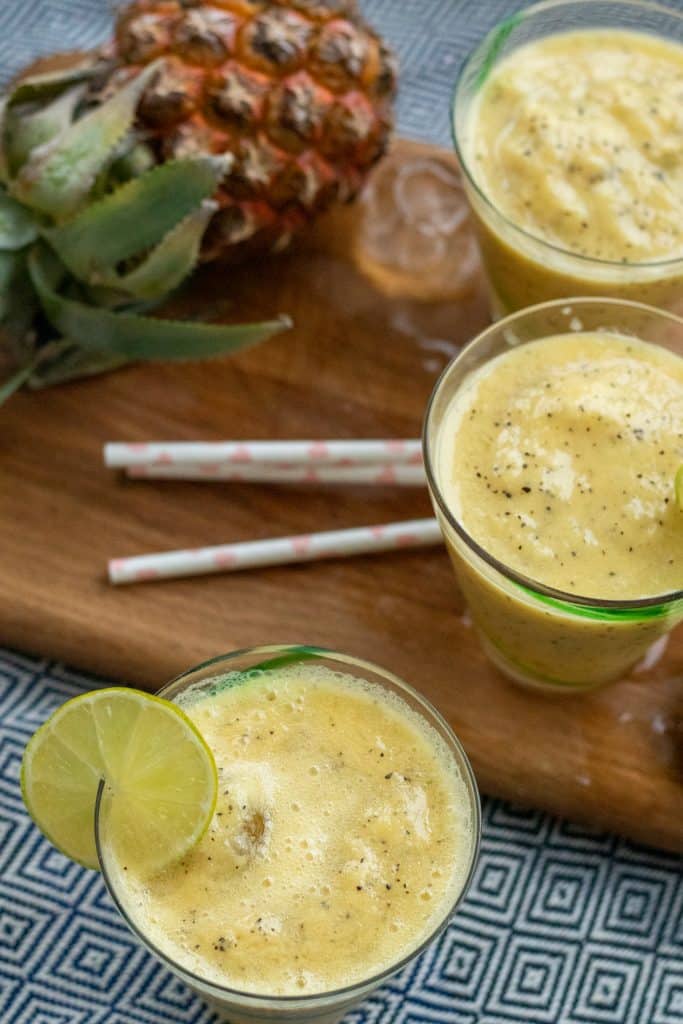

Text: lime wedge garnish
xmin=676 ymin=465 xmax=683 ymax=511
xmin=21 ymin=687 xmax=217 ymax=870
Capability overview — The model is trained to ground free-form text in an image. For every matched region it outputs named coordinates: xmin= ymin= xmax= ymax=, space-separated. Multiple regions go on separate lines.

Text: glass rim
xmin=95 ymin=644 xmax=482 ymax=1007
xmin=422 ymin=296 xmax=683 ymax=615
xmin=451 ymin=0 xmax=683 ymax=273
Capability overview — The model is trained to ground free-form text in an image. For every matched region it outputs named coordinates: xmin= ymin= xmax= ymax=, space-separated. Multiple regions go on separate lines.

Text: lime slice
xmin=21 ymin=687 xmax=217 ymax=871
xmin=676 ymin=465 xmax=683 ymax=511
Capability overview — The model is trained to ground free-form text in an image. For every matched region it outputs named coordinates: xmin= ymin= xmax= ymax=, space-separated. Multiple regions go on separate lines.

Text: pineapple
xmin=0 ymin=0 xmax=397 ymax=402
xmin=105 ymin=0 xmax=397 ymax=259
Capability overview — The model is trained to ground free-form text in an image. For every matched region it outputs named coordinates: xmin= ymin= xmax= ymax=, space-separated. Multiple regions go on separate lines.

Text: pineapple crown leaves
xmin=29 ymin=243 xmax=292 ymax=361
xmin=0 ymin=56 xmax=292 ymax=404
xmin=0 ymin=249 xmax=37 ymax=327
xmin=0 ymin=60 xmax=100 ymax=183
xmin=5 ymin=85 xmax=86 ymax=177
xmin=9 ymin=61 xmax=162 ymax=220
xmin=27 ymin=340 xmax=128 ymax=391
xmin=45 ymin=155 xmax=231 ymax=282
xmin=98 ymin=199 xmax=219 ymax=301
xmin=0 ymin=249 xmax=21 ymax=313
xmin=5 ymin=56 xmax=101 ymax=107
xmin=0 ymin=100 xmax=8 ymax=183
xmin=0 ymin=360 xmax=36 ymax=404
xmin=0 ymin=192 xmax=39 ymax=250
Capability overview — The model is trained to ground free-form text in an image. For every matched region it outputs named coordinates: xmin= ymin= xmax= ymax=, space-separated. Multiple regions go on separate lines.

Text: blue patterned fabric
xmin=2 ymin=652 xmax=683 ymax=1023
xmin=1 ymin=1 xmax=682 ymax=1022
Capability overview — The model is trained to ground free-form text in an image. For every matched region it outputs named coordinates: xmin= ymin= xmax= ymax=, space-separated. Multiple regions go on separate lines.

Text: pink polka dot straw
xmin=126 ymin=463 xmax=427 ymax=485
xmin=104 ymin=438 xmax=423 ymax=472
xmin=105 ymin=437 xmax=437 ymax=585
xmin=108 ymin=520 xmax=442 ymax=585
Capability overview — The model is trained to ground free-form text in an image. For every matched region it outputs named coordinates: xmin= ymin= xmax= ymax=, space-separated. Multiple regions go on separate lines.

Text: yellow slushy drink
xmin=99 ymin=650 xmax=479 ymax=1022
xmin=438 ymin=332 xmax=683 ymax=601
xmin=425 ymin=298 xmax=683 ymax=692
xmin=453 ymin=3 xmax=683 ymax=315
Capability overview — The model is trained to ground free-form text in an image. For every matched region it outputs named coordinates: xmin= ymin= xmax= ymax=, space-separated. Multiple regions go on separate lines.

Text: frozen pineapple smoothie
xmin=100 ymin=659 xmax=478 ymax=1003
xmin=439 ymin=332 xmax=683 ymax=600
xmin=456 ymin=21 xmax=683 ymax=314
xmin=427 ymin=317 xmax=683 ymax=690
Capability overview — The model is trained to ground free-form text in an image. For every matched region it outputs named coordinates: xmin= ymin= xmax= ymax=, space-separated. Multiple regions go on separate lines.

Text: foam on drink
xmin=104 ymin=663 xmax=476 ymax=995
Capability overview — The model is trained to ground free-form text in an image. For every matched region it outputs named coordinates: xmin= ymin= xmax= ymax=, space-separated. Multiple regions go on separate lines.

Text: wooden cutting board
xmin=1 ymin=139 xmax=681 ymax=852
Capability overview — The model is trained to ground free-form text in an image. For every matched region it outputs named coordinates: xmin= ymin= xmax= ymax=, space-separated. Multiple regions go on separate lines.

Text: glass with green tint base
xmin=96 ymin=646 xmax=480 ymax=1024
xmin=452 ymin=1 xmax=683 ymax=319
xmin=423 ymin=298 xmax=683 ymax=692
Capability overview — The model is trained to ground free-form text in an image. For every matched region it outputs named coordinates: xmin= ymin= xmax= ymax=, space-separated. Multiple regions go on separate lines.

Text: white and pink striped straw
xmin=108 ymin=518 xmax=442 ymax=585
xmin=104 ymin=439 xmax=423 ymax=470
xmin=127 ymin=463 xmax=427 ymax=486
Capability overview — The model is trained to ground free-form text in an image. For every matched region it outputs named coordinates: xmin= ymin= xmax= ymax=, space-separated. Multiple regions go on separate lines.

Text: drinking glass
xmin=96 ymin=645 xmax=481 ymax=1023
xmin=423 ymin=298 xmax=683 ymax=692
xmin=452 ymin=0 xmax=683 ymax=318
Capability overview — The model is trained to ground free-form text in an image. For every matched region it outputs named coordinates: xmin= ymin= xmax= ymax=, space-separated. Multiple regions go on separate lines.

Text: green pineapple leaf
xmin=5 ymin=85 xmax=85 ymax=175
xmin=108 ymin=141 xmax=156 ymax=184
xmin=27 ymin=339 xmax=128 ymax=389
xmin=0 ymin=249 xmax=39 ymax=344
xmin=46 ymin=155 xmax=229 ymax=281
xmin=99 ymin=200 xmax=217 ymax=301
xmin=28 ymin=243 xmax=292 ymax=361
xmin=6 ymin=57 xmax=100 ymax=106
xmin=0 ymin=99 xmax=9 ymax=183
xmin=0 ymin=249 xmax=25 ymax=315
xmin=0 ymin=359 xmax=37 ymax=404
xmin=11 ymin=60 xmax=161 ymax=219
xmin=0 ymin=59 xmax=93 ymax=182
xmin=82 ymin=284 xmax=160 ymax=312
xmin=0 ymin=189 xmax=39 ymax=249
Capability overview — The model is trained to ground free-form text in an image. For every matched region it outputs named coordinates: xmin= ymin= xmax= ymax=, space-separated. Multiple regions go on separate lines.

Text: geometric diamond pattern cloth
xmin=1 ymin=0 xmax=683 ymax=1022
xmin=2 ymin=652 xmax=682 ymax=1023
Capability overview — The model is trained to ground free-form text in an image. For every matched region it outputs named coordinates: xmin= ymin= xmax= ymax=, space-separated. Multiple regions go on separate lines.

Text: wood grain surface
xmin=1 ymin=140 xmax=681 ymax=851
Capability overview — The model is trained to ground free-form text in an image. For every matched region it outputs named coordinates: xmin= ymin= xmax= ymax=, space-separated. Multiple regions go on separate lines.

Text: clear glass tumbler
xmin=452 ymin=0 xmax=683 ymax=318
xmin=423 ymin=298 xmax=683 ymax=693
xmin=96 ymin=645 xmax=481 ymax=1023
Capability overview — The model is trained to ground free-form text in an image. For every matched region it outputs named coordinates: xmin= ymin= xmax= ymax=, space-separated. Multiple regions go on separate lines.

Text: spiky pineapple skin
xmin=106 ymin=0 xmax=397 ymax=260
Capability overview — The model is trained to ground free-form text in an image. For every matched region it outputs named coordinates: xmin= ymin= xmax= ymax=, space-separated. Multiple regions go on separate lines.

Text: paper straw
xmin=126 ymin=463 xmax=427 ymax=486
xmin=104 ymin=439 xmax=423 ymax=470
xmin=108 ymin=518 xmax=442 ymax=585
